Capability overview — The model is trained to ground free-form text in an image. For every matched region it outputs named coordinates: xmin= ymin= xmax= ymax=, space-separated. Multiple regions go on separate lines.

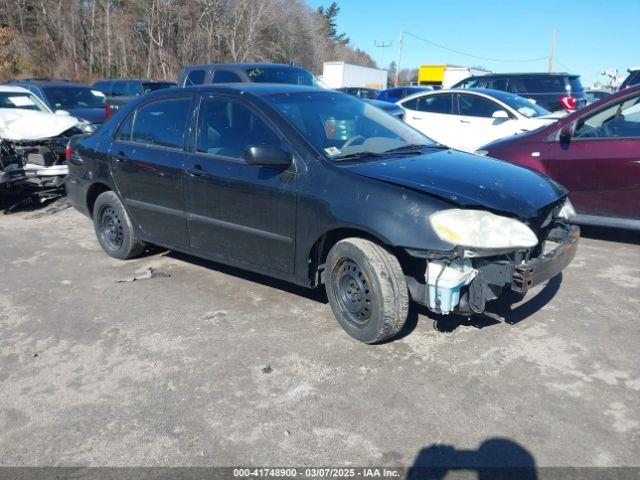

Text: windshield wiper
xmin=382 ymin=143 xmax=447 ymax=155
xmin=332 ymin=151 xmax=386 ymax=161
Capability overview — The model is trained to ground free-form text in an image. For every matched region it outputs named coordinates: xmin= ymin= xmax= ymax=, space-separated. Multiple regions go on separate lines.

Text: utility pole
xmin=374 ymin=40 xmax=392 ymax=69
xmin=548 ymin=30 xmax=557 ymax=73
xmin=395 ymin=27 xmax=404 ymax=86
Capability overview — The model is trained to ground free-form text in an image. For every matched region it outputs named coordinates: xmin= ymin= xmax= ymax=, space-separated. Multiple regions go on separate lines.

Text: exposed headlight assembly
xmin=430 ymin=209 xmax=539 ymax=250
xmin=557 ymin=198 xmax=576 ymax=220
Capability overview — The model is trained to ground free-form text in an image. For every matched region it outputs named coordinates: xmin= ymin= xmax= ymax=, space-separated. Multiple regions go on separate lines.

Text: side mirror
xmin=492 ymin=110 xmax=510 ymax=119
xmin=559 ymin=123 xmax=575 ymax=143
xmin=55 ymin=109 xmax=70 ymax=116
xmin=244 ymin=146 xmax=292 ymax=168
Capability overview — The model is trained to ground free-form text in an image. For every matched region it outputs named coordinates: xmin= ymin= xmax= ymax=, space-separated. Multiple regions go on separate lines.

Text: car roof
xmin=0 ymin=85 xmax=31 ymax=93
xmin=14 ymin=81 xmax=93 ymax=88
xmin=182 ymin=63 xmax=304 ymax=70
xmin=465 ymin=72 xmax=577 ymax=78
xmin=142 ymin=83 xmax=323 ymax=100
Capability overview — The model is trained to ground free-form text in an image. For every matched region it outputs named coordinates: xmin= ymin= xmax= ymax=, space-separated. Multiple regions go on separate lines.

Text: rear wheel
xmin=92 ymin=191 xmax=145 ymax=260
xmin=325 ymin=238 xmax=409 ymax=343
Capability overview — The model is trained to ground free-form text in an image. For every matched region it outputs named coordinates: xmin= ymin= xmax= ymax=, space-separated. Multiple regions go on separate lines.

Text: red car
xmin=482 ymin=85 xmax=640 ymax=230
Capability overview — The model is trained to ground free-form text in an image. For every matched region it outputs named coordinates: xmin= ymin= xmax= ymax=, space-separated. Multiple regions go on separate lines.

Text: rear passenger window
xmin=131 ymin=98 xmax=191 ymax=149
xmin=212 ymin=70 xmax=242 ymax=83
xmin=185 ymin=70 xmax=206 ymax=86
xmin=415 ymin=94 xmax=453 ymax=114
xmin=196 ymin=97 xmax=281 ymax=159
xmin=116 ymin=112 xmax=134 ymax=141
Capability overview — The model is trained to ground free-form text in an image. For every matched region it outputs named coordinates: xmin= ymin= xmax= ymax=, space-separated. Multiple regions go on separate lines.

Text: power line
xmin=403 ymin=31 xmax=548 ymax=64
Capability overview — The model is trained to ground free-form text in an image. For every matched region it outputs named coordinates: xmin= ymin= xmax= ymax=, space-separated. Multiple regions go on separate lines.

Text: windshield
xmin=0 ymin=92 xmax=50 ymax=112
xmin=43 ymin=86 xmax=105 ymax=110
xmin=499 ymin=92 xmax=550 ymax=118
xmin=142 ymin=82 xmax=174 ymax=93
xmin=246 ymin=67 xmax=314 ymax=86
xmin=266 ymin=91 xmax=436 ymax=160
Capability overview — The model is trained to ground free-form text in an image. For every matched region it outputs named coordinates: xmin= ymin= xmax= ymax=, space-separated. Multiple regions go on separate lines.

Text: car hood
xmin=65 ymin=108 xmax=106 ymax=124
xmin=0 ymin=109 xmax=80 ymax=140
xmin=342 ymin=148 xmax=566 ymax=219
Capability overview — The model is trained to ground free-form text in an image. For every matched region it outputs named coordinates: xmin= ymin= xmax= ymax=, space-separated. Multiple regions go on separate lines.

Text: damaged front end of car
xmin=403 ymin=198 xmax=579 ymax=317
xmin=0 ymin=128 xmax=83 ymax=212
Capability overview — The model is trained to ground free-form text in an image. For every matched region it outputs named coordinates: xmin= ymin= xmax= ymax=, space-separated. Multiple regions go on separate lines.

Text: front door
xmin=109 ymin=96 xmax=192 ymax=247
xmin=545 ymin=93 xmax=640 ymax=221
xmin=183 ymin=94 xmax=297 ymax=273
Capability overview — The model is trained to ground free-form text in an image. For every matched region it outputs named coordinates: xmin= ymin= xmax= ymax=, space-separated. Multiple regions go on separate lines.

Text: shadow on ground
xmin=579 ymin=225 xmax=639 ymax=245
xmin=408 ymin=438 xmax=537 ymax=480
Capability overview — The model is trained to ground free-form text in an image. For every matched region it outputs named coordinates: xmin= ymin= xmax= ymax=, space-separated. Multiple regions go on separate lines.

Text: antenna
xmin=374 ymin=40 xmax=392 ymax=68
xmin=395 ymin=27 xmax=404 ymax=86
xmin=548 ymin=30 xmax=557 ymax=73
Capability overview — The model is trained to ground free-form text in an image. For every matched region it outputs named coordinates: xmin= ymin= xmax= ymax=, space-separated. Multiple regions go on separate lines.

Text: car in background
xmin=366 ymin=99 xmax=404 ymax=119
xmin=1 ymin=85 xmax=87 ymax=189
xmin=398 ymin=88 xmax=559 ymax=152
xmin=585 ymin=88 xmax=612 ymax=104
xmin=482 ymin=85 xmax=640 ymax=231
xmin=177 ymin=63 xmax=315 ymax=88
xmin=94 ymin=79 xmax=175 ymax=119
xmin=453 ymin=73 xmax=587 ymax=113
xmin=620 ymin=67 xmax=640 ymax=90
xmin=9 ymin=80 xmax=107 ymax=127
xmin=66 ymin=84 xmax=577 ymax=343
xmin=337 ymin=87 xmax=380 ymax=100
xmin=376 ymin=86 xmax=433 ymax=103
xmin=93 ymin=79 xmax=175 ymax=97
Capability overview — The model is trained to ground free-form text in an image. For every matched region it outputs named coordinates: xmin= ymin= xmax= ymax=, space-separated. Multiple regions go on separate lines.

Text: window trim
xmin=191 ymin=93 xmax=296 ymax=167
xmin=115 ymin=95 xmax=194 ymax=151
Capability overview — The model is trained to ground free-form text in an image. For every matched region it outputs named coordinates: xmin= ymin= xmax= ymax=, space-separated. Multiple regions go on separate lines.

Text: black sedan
xmin=66 ymin=85 xmax=578 ymax=343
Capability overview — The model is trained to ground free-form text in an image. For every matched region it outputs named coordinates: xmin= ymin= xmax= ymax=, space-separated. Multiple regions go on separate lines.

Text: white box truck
xmin=322 ymin=62 xmax=388 ymax=90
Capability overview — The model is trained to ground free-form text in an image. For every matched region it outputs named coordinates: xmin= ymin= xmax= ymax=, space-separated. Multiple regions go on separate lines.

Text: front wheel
xmin=325 ymin=238 xmax=409 ymax=343
xmin=92 ymin=191 xmax=145 ymax=260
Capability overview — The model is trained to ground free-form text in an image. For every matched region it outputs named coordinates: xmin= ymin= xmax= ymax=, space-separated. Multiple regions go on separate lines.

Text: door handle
xmin=113 ymin=151 xmax=127 ymax=163
xmin=185 ymin=165 xmax=205 ymax=177
xmin=460 ymin=119 xmax=471 ymax=124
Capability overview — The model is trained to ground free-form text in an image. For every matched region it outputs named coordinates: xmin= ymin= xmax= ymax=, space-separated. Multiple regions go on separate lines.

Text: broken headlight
xmin=429 ymin=209 xmax=538 ymax=250
xmin=557 ymin=198 xmax=576 ymax=220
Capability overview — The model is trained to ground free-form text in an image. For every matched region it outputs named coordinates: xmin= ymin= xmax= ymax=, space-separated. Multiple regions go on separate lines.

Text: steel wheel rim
xmin=99 ymin=205 xmax=123 ymax=251
xmin=332 ymin=258 xmax=372 ymax=326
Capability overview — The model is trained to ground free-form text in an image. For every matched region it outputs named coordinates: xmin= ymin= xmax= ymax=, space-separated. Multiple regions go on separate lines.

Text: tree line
xmin=0 ymin=0 xmax=375 ymax=82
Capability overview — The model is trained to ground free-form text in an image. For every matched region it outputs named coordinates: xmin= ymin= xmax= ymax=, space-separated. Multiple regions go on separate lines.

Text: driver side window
xmin=574 ymin=95 xmax=640 ymax=139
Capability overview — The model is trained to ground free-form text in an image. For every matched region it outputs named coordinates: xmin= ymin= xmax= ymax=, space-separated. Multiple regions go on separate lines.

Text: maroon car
xmin=482 ymin=85 xmax=640 ymax=230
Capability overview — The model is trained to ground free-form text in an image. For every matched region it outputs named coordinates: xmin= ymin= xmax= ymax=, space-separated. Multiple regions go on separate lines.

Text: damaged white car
xmin=0 ymin=85 xmax=93 ymax=189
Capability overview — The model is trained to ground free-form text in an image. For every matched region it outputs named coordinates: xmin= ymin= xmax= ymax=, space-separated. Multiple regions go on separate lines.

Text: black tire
xmin=325 ymin=238 xmax=409 ymax=344
xmin=92 ymin=191 xmax=145 ymax=260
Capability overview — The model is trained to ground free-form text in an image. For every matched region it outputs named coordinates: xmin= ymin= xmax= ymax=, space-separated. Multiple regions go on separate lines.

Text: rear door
xmin=400 ymin=93 xmax=456 ymax=147
xmin=545 ymin=93 xmax=640 ymax=222
xmin=183 ymin=94 xmax=297 ymax=273
xmin=109 ymin=95 xmax=193 ymax=247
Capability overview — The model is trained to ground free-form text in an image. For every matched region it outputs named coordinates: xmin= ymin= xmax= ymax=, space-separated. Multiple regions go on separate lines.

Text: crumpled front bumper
xmin=511 ymin=223 xmax=580 ymax=293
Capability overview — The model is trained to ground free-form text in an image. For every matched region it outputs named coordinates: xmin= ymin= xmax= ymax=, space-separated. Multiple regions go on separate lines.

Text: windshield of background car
xmin=497 ymin=92 xmax=550 ymax=118
xmin=246 ymin=67 xmax=314 ymax=86
xmin=266 ymin=91 xmax=436 ymax=160
xmin=43 ymin=86 xmax=105 ymax=109
xmin=0 ymin=92 xmax=50 ymax=112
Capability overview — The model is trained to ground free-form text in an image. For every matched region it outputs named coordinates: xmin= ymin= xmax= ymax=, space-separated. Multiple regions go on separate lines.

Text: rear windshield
xmin=44 ymin=86 xmax=105 ymax=109
xmin=246 ymin=67 xmax=314 ymax=86
xmin=521 ymin=76 xmax=580 ymax=94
